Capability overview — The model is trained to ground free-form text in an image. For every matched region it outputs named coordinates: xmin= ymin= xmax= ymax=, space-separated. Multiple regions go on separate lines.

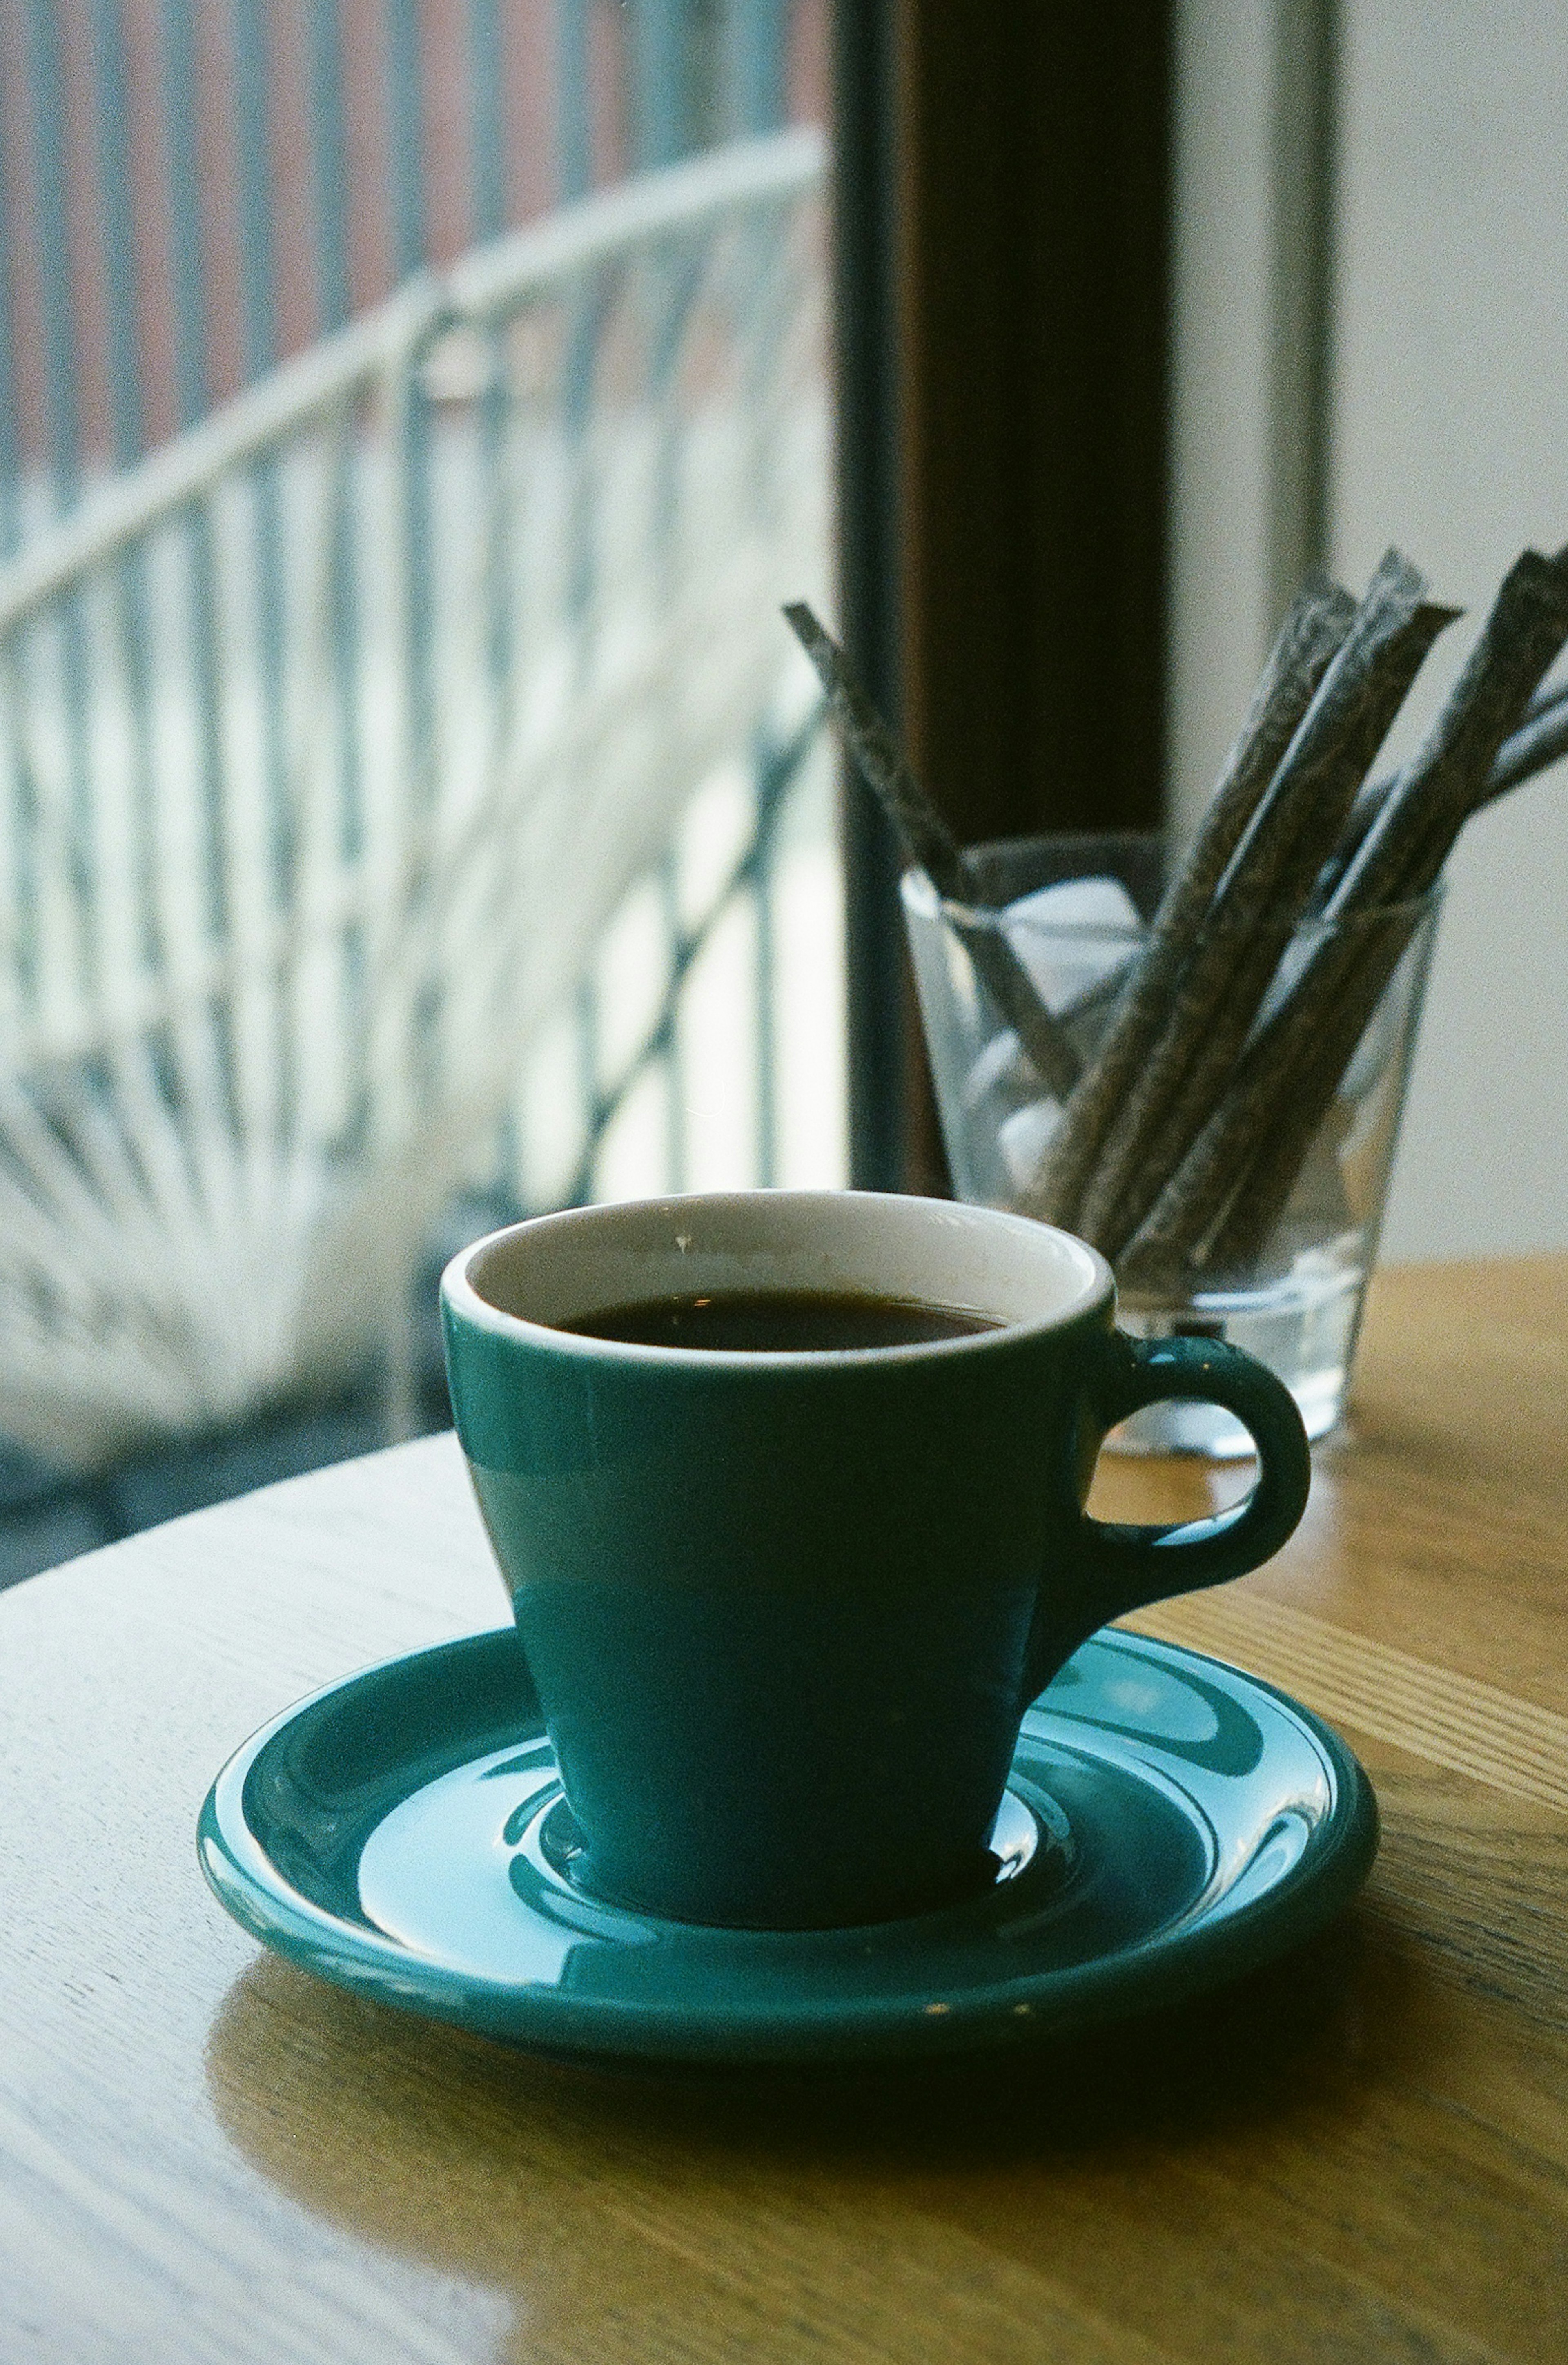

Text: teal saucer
xmin=198 ymin=1626 xmax=1376 ymax=2065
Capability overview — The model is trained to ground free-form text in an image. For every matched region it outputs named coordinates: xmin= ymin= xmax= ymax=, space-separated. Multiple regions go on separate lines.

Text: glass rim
xmin=901 ymin=864 xmax=1445 ymax=938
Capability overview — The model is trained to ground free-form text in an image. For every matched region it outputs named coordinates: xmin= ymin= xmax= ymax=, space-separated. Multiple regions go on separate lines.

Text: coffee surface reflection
xmin=558 ymin=1288 xmax=1004 ymax=1353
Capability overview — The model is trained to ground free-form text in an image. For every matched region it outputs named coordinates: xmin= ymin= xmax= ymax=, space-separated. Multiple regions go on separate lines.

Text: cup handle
xmin=1065 ymin=1328 xmax=1313 ymax=1627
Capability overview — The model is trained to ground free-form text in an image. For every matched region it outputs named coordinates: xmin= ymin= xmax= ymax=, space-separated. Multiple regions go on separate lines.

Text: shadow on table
xmin=206 ymin=1913 xmax=1403 ymax=2355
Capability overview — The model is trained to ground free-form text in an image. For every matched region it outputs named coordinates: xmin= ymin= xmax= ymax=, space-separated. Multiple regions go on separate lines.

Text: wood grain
xmin=1131 ymin=1589 xmax=1568 ymax=1816
xmin=3 ymin=1258 xmax=1568 ymax=2363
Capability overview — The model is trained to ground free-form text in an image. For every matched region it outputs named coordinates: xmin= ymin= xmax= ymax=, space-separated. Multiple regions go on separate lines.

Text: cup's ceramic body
xmin=441 ymin=1190 xmax=1311 ymax=1929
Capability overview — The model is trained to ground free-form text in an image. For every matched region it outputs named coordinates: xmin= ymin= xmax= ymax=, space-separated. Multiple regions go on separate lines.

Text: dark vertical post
xmin=833 ymin=0 xmax=1174 ymax=1191
xmin=831 ymin=0 xmax=906 ymax=1191
xmin=900 ymin=4 xmax=1172 ymax=848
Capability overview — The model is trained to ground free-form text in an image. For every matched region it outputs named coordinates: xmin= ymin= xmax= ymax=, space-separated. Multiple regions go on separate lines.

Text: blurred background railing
xmin=0 ymin=1 xmax=838 ymax=1583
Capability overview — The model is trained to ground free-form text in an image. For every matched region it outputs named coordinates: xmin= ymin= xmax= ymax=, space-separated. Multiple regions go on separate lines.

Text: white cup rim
xmin=441 ymin=1189 xmax=1113 ymax=1370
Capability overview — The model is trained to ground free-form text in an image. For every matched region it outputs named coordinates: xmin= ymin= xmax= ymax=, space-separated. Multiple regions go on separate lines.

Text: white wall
xmin=1170 ymin=0 xmax=1568 ymax=1259
xmin=1331 ymin=0 xmax=1568 ymax=1257
xmin=1167 ymin=0 xmax=1278 ymax=846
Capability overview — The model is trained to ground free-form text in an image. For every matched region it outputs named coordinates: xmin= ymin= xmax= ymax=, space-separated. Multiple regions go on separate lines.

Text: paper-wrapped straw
xmin=783 ymin=602 xmax=1084 ymax=1098
xmin=1023 ymin=575 xmax=1357 ymax=1233
xmin=1119 ymin=544 xmax=1568 ymax=1286
xmin=1322 ymin=671 xmax=1568 ymax=896
xmin=1487 ymin=678 xmax=1568 ymax=798
xmin=1071 ymin=552 xmax=1456 ymax=1260
xmin=781 ymin=544 xmax=1568 ymax=1304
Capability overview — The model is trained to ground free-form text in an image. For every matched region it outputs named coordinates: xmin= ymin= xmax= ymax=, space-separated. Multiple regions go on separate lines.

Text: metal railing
xmin=0 ymin=125 xmax=829 ymax=1473
xmin=558 ymin=702 xmax=824 ymax=1208
xmin=0 ymin=693 xmax=841 ymax=1589
xmin=0 ymin=12 xmax=837 ymax=1585
xmin=0 ymin=2 xmax=819 ymax=542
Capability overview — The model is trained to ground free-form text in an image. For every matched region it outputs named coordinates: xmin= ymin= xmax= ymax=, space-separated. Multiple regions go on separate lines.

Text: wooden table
xmin=3 ymin=1258 xmax=1566 ymax=2363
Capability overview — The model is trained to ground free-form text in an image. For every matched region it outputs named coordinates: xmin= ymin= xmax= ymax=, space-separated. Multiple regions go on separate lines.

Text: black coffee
xmin=559 ymin=1288 xmax=1004 ymax=1352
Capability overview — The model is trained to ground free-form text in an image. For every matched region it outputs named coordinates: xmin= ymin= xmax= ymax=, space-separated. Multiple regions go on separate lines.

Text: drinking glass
xmin=902 ymin=834 xmax=1441 ymax=1455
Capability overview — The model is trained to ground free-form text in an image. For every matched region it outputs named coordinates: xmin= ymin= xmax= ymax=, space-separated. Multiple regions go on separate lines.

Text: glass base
xmin=1107 ymin=1248 xmax=1364 ymax=1459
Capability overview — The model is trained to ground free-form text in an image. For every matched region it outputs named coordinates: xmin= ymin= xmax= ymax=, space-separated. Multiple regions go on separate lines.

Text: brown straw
xmin=1074 ymin=552 xmax=1456 ymax=1260
xmin=1319 ymin=665 xmax=1568 ymax=897
xmin=1119 ymin=545 xmax=1568 ymax=1287
xmin=1486 ymin=676 xmax=1568 ymax=798
xmin=1203 ymin=909 xmax=1427 ymax=1273
xmin=1323 ymin=546 xmax=1568 ymax=921
xmin=1115 ymin=905 xmax=1416 ymax=1292
xmin=791 ymin=549 xmax=1568 ymax=1294
xmin=1021 ymin=574 xmax=1358 ymax=1233
xmin=783 ymin=602 xmax=1083 ymax=1098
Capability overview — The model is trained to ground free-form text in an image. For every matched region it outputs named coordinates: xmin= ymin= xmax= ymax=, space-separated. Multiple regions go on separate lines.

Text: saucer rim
xmin=198 ymin=1625 xmax=1378 ymax=2065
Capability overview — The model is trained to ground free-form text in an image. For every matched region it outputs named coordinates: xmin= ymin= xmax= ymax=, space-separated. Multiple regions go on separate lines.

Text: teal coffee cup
xmin=441 ymin=1190 xmax=1311 ymax=1929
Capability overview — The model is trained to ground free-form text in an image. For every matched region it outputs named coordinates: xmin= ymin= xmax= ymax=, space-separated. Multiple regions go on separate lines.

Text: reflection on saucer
xmin=198 ymin=1628 xmax=1377 ymax=2067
